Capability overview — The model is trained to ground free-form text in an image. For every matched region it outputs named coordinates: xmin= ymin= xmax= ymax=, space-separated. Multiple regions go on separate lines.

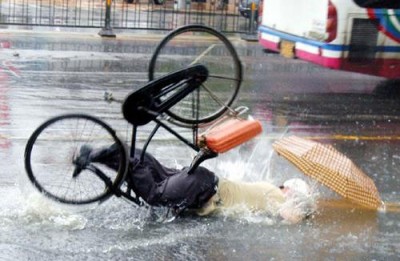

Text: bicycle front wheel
xmin=149 ymin=25 xmax=242 ymax=126
xmin=24 ymin=114 xmax=128 ymax=205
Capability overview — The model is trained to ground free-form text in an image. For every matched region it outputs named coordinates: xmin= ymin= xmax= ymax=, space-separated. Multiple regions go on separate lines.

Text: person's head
xmin=278 ymin=178 xmax=316 ymax=223
xmin=280 ymin=178 xmax=311 ymax=197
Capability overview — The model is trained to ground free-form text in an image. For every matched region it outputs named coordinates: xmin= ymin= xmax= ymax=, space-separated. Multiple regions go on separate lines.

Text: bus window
xmin=354 ymin=0 xmax=400 ymax=9
xmin=258 ymin=0 xmax=400 ymax=79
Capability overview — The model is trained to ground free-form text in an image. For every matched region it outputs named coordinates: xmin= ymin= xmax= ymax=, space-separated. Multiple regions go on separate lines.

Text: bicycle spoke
xmin=208 ymin=74 xmax=242 ymax=82
xmin=200 ymin=83 xmax=237 ymax=115
xmin=189 ymin=44 xmax=217 ymax=65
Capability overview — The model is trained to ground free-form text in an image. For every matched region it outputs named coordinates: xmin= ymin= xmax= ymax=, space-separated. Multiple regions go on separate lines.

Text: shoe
xmin=72 ymin=144 xmax=93 ymax=177
xmin=88 ymin=143 xmax=121 ymax=171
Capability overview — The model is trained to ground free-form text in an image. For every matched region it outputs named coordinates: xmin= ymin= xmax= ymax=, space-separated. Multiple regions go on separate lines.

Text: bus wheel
xmin=372 ymin=79 xmax=400 ymax=99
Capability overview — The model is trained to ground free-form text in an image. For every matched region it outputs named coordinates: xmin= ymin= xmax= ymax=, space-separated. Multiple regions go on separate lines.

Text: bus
xmin=258 ymin=0 xmax=400 ymax=79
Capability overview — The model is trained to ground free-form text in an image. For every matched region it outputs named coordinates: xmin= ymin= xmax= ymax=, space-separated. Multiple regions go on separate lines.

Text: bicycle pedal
xmin=104 ymin=91 xmax=113 ymax=103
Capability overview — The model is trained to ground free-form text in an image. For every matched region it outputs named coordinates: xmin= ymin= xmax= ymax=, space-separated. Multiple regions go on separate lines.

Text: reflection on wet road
xmin=0 ymin=30 xmax=399 ymax=260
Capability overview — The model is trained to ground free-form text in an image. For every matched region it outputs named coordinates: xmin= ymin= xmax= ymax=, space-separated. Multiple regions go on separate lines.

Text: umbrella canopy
xmin=273 ymin=136 xmax=383 ymax=210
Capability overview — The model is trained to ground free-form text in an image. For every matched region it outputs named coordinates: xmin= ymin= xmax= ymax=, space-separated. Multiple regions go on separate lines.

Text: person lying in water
xmin=82 ymin=143 xmax=316 ymax=223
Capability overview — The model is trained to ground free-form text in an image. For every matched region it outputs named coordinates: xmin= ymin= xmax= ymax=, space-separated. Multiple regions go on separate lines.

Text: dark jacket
xmin=91 ymin=144 xmax=218 ymax=210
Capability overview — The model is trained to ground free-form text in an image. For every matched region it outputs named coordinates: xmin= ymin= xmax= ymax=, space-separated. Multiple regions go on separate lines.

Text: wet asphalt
xmin=1 ymin=27 xmax=400 ymax=260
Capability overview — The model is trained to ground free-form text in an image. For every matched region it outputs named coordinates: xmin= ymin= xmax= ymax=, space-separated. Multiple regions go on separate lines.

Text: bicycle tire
xmin=148 ymin=24 xmax=242 ymax=126
xmin=24 ymin=114 xmax=128 ymax=205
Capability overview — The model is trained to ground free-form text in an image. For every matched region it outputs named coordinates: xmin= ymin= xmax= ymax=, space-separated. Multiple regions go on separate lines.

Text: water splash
xmin=198 ymin=135 xmax=320 ymax=224
xmin=209 ymin=135 xmax=278 ymax=183
xmin=20 ymin=193 xmax=87 ymax=230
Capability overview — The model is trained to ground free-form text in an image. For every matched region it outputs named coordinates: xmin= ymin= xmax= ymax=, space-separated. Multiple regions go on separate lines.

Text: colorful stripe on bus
xmin=258 ymin=24 xmax=400 ymax=78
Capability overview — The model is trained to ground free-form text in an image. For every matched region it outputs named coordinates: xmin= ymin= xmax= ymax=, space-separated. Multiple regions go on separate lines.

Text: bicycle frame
xmin=64 ymin=64 xmax=220 ymax=206
xmin=78 ymin=64 xmax=244 ymax=206
xmin=123 ymin=63 xmax=208 ymax=156
xmin=24 ymin=25 xmax=244 ymax=208
xmin=122 ymin=64 xmax=237 ymax=193
xmin=98 ymin=64 xmax=217 ymax=205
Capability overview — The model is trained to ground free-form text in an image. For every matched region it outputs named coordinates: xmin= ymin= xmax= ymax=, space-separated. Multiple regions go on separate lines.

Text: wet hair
xmin=279 ymin=178 xmax=317 ymax=222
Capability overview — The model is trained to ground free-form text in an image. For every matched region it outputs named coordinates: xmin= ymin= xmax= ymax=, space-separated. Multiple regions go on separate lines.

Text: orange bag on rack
xmin=200 ymin=118 xmax=263 ymax=153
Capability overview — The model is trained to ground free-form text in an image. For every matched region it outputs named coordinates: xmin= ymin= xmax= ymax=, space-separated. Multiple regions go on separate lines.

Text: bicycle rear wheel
xmin=24 ymin=114 xmax=128 ymax=205
xmin=149 ymin=24 xmax=242 ymax=126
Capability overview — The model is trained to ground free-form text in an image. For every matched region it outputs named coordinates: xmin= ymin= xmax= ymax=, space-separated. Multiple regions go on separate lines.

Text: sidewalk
xmin=0 ymin=25 xmax=168 ymax=39
xmin=0 ymin=24 xmax=250 ymax=48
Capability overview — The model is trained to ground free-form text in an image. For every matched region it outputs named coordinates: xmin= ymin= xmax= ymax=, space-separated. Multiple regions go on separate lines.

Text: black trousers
xmin=91 ymin=145 xmax=218 ymax=210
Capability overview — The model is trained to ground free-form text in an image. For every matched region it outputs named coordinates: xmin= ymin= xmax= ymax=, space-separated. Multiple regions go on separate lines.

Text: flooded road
xmin=1 ymin=29 xmax=400 ymax=260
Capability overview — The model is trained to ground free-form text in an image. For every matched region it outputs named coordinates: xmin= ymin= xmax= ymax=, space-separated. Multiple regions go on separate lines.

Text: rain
xmin=1 ymin=27 xmax=400 ymax=260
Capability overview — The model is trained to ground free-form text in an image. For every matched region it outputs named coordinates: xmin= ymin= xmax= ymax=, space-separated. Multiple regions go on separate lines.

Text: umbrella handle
xmin=317 ymin=199 xmax=400 ymax=213
xmin=380 ymin=202 xmax=400 ymax=213
xmin=317 ymin=199 xmax=370 ymax=210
